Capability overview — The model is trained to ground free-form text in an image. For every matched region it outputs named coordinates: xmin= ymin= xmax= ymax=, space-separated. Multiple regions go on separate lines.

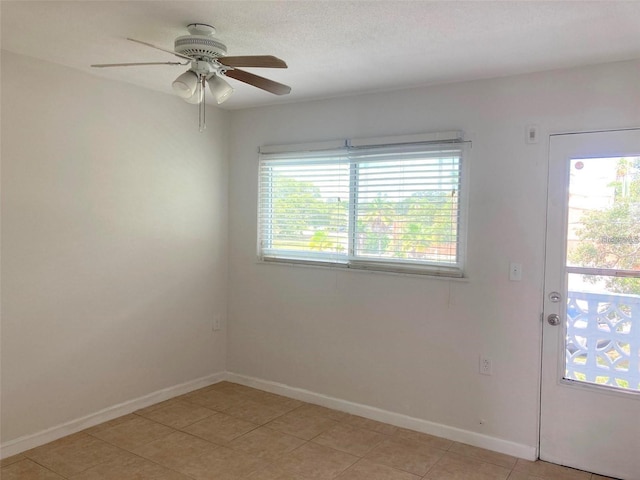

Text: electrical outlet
xmin=212 ymin=314 xmax=222 ymax=331
xmin=479 ymin=356 xmax=492 ymax=375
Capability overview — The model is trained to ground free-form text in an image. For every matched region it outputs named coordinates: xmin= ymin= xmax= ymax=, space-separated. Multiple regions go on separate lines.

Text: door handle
xmin=547 ymin=314 xmax=561 ymax=326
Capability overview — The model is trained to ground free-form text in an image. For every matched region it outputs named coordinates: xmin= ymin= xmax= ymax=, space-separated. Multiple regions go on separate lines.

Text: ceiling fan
xmin=92 ymin=23 xmax=291 ymax=130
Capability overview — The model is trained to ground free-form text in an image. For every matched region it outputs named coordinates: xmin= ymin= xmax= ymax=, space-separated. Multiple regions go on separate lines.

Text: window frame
xmin=257 ymin=133 xmax=470 ymax=278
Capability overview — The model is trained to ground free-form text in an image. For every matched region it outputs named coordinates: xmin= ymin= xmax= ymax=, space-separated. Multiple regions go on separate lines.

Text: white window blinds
xmin=258 ymin=148 xmax=350 ymax=265
xmin=258 ymin=134 xmax=468 ymax=277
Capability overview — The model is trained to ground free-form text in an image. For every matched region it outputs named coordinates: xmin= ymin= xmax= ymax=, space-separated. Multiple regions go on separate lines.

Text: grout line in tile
xmin=89 ymin=432 xmax=207 ymax=480
xmin=19 ymin=458 xmax=74 ymax=480
xmin=24 ymin=440 xmax=135 ymax=479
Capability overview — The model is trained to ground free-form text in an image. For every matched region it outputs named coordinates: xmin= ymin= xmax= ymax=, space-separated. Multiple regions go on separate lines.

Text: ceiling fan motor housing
xmin=174 ymin=35 xmax=228 ymax=61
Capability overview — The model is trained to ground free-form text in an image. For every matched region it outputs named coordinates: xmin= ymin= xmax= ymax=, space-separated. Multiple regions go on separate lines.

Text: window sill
xmin=255 ymin=258 xmax=470 ymax=282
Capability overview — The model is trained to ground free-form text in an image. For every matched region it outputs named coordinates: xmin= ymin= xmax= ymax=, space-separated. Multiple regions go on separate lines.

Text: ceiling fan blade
xmin=91 ymin=61 xmax=187 ymax=68
xmin=218 ymin=55 xmax=287 ymax=68
xmin=224 ymin=69 xmax=291 ymax=95
xmin=127 ymin=38 xmax=194 ymax=62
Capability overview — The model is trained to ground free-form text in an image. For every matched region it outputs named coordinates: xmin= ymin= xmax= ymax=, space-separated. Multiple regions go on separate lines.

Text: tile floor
xmin=1 ymin=381 xmax=617 ymax=480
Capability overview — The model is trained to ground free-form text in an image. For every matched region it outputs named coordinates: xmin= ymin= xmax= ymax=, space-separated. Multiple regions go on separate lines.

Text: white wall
xmin=1 ymin=51 xmax=229 ymax=445
xmin=227 ymin=60 xmax=640 ymax=452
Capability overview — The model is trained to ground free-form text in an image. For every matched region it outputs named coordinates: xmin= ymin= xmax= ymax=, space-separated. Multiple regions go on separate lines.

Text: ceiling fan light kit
xmin=184 ymin=82 xmax=204 ymax=104
xmin=209 ymin=75 xmax=234 ymax=104
xmin=91 ymin=22 xmax=291 ymax=131
xmin=172 ymin=70 xmax=199 ymax=98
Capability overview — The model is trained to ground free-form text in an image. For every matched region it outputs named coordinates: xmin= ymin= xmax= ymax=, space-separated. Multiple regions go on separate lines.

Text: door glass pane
xmin=567 ymin=156 xmax=640 ymax=272
xmin=566 ymin=273 xmax=640 ymax=391
xmin=566 ymin=156 xmax=640 ymax=391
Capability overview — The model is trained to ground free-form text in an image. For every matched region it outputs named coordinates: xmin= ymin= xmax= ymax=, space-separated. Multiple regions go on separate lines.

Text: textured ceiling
xmin=2 ymin=1 xmax=640 ymax=110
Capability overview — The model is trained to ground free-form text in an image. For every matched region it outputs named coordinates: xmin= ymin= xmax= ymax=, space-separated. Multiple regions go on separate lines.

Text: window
xmin=258 ymin=133 xmax=468 ymax=277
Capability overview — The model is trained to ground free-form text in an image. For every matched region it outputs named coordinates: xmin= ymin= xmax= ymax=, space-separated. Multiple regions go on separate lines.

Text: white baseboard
xmin=2 ymin=371 xmax=537 ymax=462
xmin=226 ymin=372 xmax=538 ymax=461
xmin=0 ymin=371 xmax=226 ymax=459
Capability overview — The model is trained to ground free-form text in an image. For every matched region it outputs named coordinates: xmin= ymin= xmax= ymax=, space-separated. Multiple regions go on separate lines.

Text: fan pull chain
xmin=198 ymin=76 xmax=207 ymax=132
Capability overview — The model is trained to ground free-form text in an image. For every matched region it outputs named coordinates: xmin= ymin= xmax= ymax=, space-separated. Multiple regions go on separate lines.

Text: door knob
xmin=547 ymin=314 xmax=561 ymax=326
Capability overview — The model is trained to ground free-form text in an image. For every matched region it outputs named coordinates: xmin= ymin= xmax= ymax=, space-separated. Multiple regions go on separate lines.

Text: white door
xmin=541 ymin=129 xmax=640 ymax=479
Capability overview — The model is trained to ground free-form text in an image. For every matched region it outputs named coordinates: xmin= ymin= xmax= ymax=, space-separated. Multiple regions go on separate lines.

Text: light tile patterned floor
xmin=1 ymin=382 xmax=619 ymax=480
